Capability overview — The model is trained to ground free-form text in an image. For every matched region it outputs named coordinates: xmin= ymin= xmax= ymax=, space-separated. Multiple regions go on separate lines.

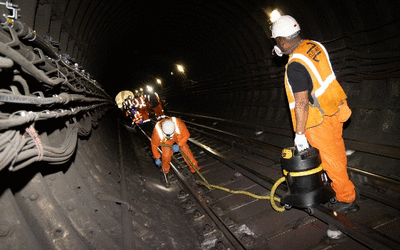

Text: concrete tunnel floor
xmin=104 ymin=110 xmax=201 ymax=249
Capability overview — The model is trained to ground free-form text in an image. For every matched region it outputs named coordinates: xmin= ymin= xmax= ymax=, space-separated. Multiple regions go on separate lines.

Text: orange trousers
xmin=305 ymin=104 xmax=356 ymax=203
xmin=160 ymin=143 xmax=199 ymax=174
xmin=137 ymin=107 xmax=149 ymax=121
xmin=153 ymin=104 xmax=165 ymax=119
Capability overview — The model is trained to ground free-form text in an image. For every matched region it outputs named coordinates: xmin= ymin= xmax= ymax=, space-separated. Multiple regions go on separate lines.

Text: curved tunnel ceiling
xmin=14 ymin=0 xmax=400 ymax=97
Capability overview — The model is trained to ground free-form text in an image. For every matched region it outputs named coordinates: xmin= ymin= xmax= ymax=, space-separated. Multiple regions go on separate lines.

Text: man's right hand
xmin=155 ymin=158 xmax=162 ymax=166
xmin=294 ymin=134 xmax=309 ymax=152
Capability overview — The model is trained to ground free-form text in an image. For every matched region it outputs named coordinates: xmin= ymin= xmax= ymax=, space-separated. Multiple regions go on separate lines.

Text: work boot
xmin=332 ymin=201 xmax=359 ymax=214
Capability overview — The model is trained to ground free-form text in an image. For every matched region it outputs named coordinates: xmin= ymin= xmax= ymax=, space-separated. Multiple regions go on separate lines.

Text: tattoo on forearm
xmin=294 ymin=92 xmax=309 ymax=132
xmin=295 ymin=96 xmax=308 ymax=109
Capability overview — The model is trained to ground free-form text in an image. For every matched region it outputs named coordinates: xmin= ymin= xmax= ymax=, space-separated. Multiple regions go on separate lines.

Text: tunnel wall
xmin=1 ymin=108 xmax=195 ymax=249
xmin=0 ymin=109 xmax=124 ymax=249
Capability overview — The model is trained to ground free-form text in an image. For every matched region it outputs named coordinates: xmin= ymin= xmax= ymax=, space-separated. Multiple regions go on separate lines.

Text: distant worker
xmin=151 ymin=117 xmax=200 ymax=175
xmin=132 ymin=109 xmax=142 ymax=125
xmin=122 ymin=95 xmax=135 ymax=121
xmin=122 ymin=95 xmax=132 ymax=112
xmin=122 ymin=98 xmax=130 ymax=117
xmin=133 ymin=93 xmax=150 ymax=124
xmin=271 ymin=15 xmax=358 ymax=214
xmin=146 ymin=87 xmax=165 ymax=120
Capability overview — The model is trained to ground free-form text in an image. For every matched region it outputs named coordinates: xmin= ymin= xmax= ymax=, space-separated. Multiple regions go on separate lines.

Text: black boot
xmin=332 ymin=201 xmax=359 ymax=214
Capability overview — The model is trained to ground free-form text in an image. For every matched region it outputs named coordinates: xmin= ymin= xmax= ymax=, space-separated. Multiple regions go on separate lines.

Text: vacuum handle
xmin=296 ymin=147 xmax=319 ymax=160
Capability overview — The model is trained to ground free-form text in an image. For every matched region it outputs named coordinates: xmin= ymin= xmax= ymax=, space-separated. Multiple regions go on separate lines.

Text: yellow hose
xmin=283 ymin=166 xmax=323 ymax=177
xmin=159 ymin=142 xmax=286 ymax=211
xmin=158 ymin=143 xmax=320 ymax=213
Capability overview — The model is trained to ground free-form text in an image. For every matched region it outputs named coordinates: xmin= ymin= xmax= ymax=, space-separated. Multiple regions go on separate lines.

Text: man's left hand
xmin=172 ymin=144 xmax=180 ymax=153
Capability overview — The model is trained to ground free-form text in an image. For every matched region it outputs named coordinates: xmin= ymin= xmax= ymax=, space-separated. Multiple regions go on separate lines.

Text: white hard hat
xmin=161 ymin=119 xmax=175 ymax=136
xmin=271 ymin=15 xmax=300 ymax=38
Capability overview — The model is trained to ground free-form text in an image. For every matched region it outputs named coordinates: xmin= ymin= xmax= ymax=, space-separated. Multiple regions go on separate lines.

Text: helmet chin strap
xmin=164 ymin=133 xmax=174 ymax=140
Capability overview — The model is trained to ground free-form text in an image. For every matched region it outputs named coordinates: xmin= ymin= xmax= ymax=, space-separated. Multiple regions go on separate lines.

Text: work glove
xmin=294 ymin=134 xmax=309 ymax=152
xmin=155 ymin=158 xmax=162 ymax=166
xmin=172 ymin=144 xmax=180 ymax=153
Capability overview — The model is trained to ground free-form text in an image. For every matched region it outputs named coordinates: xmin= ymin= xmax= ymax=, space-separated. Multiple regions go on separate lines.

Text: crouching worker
xmin=151 ymin=117 xmax=200 ymax=175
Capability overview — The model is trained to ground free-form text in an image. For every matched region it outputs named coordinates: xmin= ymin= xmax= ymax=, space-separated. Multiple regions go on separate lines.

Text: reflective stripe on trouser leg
xmin=305 ymin=114 xmax=356 ymax=203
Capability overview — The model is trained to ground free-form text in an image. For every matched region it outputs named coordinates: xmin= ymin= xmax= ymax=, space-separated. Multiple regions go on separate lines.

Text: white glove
xmin=294 ymin=134 xmax=309 ymax=152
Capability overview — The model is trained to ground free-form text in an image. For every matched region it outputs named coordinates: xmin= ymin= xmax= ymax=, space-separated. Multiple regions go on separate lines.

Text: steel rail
xmin=183 ymin=117 xmax=400 ymax=211
xmin=312 ymin=206 xmax=400 ymax=250
xmin=169 ymin=110 xmax=291 ymax=137
xmin=117 ymin=117 xmax=134 ymax=249
xmin=187 ymin=136 xmax=400 ymax=250
xmin=136 ymin=117 xmax=400 ymax=249
xmin=171 ymin=111 xmax=400 ymax=160
xmin=137 ymin=126 xmax=246 ymax=250
xmin=184 ymin=121 xmax=282 ymax=162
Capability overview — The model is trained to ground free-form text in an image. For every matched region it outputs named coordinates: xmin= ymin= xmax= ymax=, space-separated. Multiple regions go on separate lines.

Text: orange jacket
xmin=151 ymin=117 xmax=190 ymax=159
xmin=284 ymin=39 xmax=348 ymax=130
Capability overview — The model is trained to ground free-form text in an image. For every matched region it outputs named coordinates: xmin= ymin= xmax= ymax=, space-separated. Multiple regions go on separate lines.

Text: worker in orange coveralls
xmin=151 ymin=117 xmax=200 ymax=175
xmin=271 ymin=15 xmax=358 ymax=215
xmin=133 ymin=93 xmax=150 ymax=124
xmin=122 ymin=96 xmax=137 ymax=125
xmin=132 ymin=109 xmax=142 ymax=125
xmin=148 ymin=91 xmax=165 ymax=120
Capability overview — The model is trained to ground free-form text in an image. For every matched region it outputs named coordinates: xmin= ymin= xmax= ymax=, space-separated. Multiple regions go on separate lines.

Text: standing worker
xmin=133 ymin=93 xmax=150 ymax=124
xmin=146 ymin=86 xmax=166 ymax=120
xmin=151 ymin=117 xmax=200 ymax=175
xmin=271 ymin=15 xmax=358 ymax=214
xmin=148 ymin=91 xmax=165 ymax=120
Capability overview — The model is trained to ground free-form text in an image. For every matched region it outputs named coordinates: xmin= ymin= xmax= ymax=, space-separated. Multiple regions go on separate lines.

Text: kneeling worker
xmin=151 ymin=117 xmax=200 ymax=174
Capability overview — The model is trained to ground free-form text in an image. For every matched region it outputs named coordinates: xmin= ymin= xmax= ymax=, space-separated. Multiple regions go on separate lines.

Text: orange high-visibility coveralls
xmin=305 ymin=102 xmax=355 ymax=203
xmin=133 ymin=110 xmax=142 ymax=125
xmin=152 ymin=93 xmax=165 ymax=119
xmin=284 ymin=40 xmax=356 ymax=203
xmin=151 ymin=117 xmax=200 ymax=174
xmin=139 ymin=96 xmax=150 ymax=122
xmin=147 ymin=93 xmax=165 ymax=119
xmin=134 ymin=96 xmax=149 ymax=123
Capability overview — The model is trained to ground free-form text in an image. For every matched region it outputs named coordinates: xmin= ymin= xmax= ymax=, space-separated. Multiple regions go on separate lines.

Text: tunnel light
xmin=156 ymin=78 xmax=162 ymax=84
xmin=115 ymin=90 xmax=134 ymax=109
xmin=269 ymin=9 xmax=282 ymax=23
xmin=176 ymin=64 xmax=185 ymax=73
xmin=146 ymin=85 xmax=153 ymax=93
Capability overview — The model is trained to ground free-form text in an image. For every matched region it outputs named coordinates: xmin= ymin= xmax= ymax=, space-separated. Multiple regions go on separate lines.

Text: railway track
xmin=136 ymin=115 xmax=400 ymax=250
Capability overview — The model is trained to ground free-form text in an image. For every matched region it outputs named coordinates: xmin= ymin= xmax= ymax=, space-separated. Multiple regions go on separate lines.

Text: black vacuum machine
xmin=280 ymin=147 xmax=336 ymax=211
